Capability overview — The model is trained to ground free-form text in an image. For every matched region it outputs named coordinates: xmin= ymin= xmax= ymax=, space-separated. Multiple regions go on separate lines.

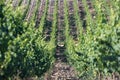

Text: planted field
xmin=0 ymin=0 xmax=120 ymax=80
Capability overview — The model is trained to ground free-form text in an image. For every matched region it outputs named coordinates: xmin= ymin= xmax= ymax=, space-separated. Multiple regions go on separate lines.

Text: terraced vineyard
xmin=0 ymin=0 xmax=120 ymax=80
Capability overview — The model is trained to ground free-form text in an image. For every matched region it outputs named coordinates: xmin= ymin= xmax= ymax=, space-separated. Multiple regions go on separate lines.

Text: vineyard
xmin=0 ymin=0 xmax=120 ymax=80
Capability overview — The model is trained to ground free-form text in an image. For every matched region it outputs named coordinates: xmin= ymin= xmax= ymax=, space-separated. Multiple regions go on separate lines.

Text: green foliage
xmin=65 ymin=0 xmax=120 ymax=79
xmin=0 ymin=30 xmax=54 ymax=79
xmin=0 ymin=4 xmax=26 ymax=53
xmin=0 ymin=0 xmax=4 ymax=5
xmin=0 ymin=1 xmax=55 ymax=79
xmin=0 ymin=4 xmax=27 ymax=74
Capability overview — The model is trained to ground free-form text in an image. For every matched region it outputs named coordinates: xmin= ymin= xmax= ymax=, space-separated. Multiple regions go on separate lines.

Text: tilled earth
xmin=45 ymin=61 xmax=79 ymax=80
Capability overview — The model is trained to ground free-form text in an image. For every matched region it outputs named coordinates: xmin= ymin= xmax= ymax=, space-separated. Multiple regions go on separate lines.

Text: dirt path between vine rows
xmin=44 ymin=0 xmax=79 ymax=80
